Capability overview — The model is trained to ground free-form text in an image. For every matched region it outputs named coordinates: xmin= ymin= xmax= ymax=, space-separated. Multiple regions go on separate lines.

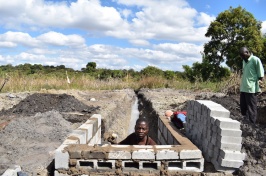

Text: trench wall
xmin=54 ymin=100 xmax=245 ymax=175
xmin=54 ymin=113 xmax=204 ymax=175
xmin=186 ymin=100 xmax=246 ymax=172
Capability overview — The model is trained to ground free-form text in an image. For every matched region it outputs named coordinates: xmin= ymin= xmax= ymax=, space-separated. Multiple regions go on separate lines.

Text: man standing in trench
xmin=239 ymin=47 xmax=264 ymax=125
xmin=106 ymin=118 xmax=156 ymax=145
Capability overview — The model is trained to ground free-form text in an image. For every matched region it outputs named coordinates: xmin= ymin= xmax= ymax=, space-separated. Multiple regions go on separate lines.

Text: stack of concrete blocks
xmin=186 ymin=100 xmax=246 ymax=172
xmin=55 ymin=114 xmax=101 ymax=171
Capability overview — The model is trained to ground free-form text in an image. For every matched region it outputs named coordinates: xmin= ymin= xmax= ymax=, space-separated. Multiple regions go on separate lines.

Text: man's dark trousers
xmin=240 ymin=92 xmax=258 ymax=124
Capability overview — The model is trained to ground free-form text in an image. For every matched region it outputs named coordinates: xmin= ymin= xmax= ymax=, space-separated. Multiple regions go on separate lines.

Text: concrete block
xmin=90 ymin=114 xmax=101 ymax=128
xmin=215 ymin=118 xmax=241 ymax=129
xmin=96 ymin=128 xmax=101 ymax=144
xmin=69 ymin=149 xmax=82 ymax=159
xmin=208 ymin=107 xmax=230 ymax=118
xmin=107 ymin=149 xmax=131 ymax=160
xmin=82 ymin=150 xmax=106 ymax=159
xmin=132 ymin=147 xmax=155 ymax=160
xmin=139 ymin=161 xmax=161 ymax=170
xmin=167 ymin=131 xmax=174 ymax=144
xmin=77 ymin=159 xmax=97 ymax=169
xmin=162 ymin=123 xmax=168 ymax=141
xmin=68 ymin=130 xmax=87 ymax=144
xmin=156 ymin=149 xmax=179 ymax=160
xmin=217 ymin=128 xmax=242 ymax=137
xmin=87 ymin=118 xmax=98 ymax=136
xmin=158 ymin=118 xmax=164 ymax=132
xmin=54 ymin=171 xmax=69 ymax=176
xmin=63 ymin=138 xmax=79 ymax=145
xmin=218 ymin=157 xmax=244 ymax=168
xmin=167 ymin=160 xmax=183 ymax=170
xmin=2 ymin=165 xmax=21 ymax=176
xmin=196 ymin=100 xmax=220 ymax=107
xmin=55 ymin=144 xmax=69 ymax=169
xmin=96 ymin=160 xmax=115 ymax=170
xmin=211 ymin=159 xmax=237 ymax=173
xmin=217 ymin=135 xmax=242 ymax=144
xmin=179 ymin=149 xmax=202 ymax=159
xmin=217 ymin=142 xmax=242 ymax=151
xmin=78 ymin=123 xmax=93 ymax=142
xmin=183 ymin=158 xmax=204 ymax=172
xmin=219 ymin=150 xmax=246 ymax=161
xmin=207 ymin=148 xmax=213 ymax=158
xmin=122 ymin=160 xmax=140 ymax=170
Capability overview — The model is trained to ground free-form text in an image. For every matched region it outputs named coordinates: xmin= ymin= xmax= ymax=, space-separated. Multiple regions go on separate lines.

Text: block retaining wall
xmin=186 ymin=100 xmax=246 ymax=172
xmin=54 ymin=114 xmax=204 ymax=175
xmin=2 ymin=100 xmax=246 ymax=175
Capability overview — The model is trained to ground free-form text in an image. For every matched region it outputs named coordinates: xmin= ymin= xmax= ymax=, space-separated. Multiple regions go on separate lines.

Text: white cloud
xmin=0 ymin=0 xmax=126 ymax=31
xmin=129 ymin=39 xmax=150 ymax=46
xmin=262 ymin=21 xmax=266 ymax=34
xmin=0 ymin=0 xmax=212 ymax=44
xmin=0 ymin=41 xmax=17 ymax=48
xmin=0 ymin=31 xmax=39 ymax=47
xmin=0 ymin=0 xmax=217 ymax=71
xmin=37 ymin=31 xmax=85 ymax=46
xmin=196 ymin=12 xmax=215 ymax=26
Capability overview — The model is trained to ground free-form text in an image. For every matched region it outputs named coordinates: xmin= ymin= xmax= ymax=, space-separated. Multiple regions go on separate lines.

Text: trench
xmin=128 ymin=96 xmax=139 ymax=134
xmin=51 ymin=91 xmax=207 ymax=175
xmin=137 ymin=91 xmax=159 ymax=143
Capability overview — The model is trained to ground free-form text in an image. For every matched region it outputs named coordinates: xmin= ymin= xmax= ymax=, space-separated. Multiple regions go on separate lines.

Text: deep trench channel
xmin=48 ymin=91 xmax=181 ymax=175
xmin=137 ymin=91 xmax=159 ymax=143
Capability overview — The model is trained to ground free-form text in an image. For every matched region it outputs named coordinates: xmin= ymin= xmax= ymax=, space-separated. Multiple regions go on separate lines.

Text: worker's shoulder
xmin=251 ymin=55 xmax=262 ymax=61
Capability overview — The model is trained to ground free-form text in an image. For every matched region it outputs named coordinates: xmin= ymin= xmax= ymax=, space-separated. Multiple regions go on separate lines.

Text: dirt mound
xmin=0 ymin=93 xmax=99 ymax=116
xmin=0 ymin=93 xmax=101 ymax=175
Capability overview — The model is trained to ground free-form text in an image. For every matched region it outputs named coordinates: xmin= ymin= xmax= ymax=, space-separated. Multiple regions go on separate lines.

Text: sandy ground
xmin=0 ymin=88 xmax=265 ymax=176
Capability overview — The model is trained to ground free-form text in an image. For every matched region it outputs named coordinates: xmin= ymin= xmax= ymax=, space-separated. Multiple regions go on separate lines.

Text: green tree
xmin=183 ymin=53 xmax=230 ymax=82
xmin=140 ymin=66 xmax=164 ymax=77
xmin=86 ymin=62 xmax=97 ymax=72
xmin=204 ymin=6 xmax=263 ymax=71
xmin=164 ymin=70 xmax=175 ymax=80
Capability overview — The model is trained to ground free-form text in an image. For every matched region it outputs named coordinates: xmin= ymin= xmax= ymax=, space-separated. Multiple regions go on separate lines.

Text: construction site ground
xmin=0 ymin=88 xmax=265 ymax=176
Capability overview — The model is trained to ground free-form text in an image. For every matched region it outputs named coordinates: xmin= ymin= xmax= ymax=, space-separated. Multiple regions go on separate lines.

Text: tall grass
xmin=0 ymin=73 xmax=248 ymax=93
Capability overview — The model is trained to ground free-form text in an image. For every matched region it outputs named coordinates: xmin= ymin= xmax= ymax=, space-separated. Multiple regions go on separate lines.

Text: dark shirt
xmin=119 ymin=133 xmax=157 ymax=145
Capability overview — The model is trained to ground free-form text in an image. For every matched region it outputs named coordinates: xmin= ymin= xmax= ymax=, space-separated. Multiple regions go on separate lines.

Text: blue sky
xmin=0 ymin=0 xmax=265 ymax=71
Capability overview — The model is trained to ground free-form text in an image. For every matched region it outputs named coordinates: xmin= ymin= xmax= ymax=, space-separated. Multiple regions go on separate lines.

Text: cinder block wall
xmin=186 ymin=100 xmax=246 ymax=172
xmin=55 ymin=114 xmax=101 ymax=169
xmin=54 ymin=113 xmax=205 ymax=175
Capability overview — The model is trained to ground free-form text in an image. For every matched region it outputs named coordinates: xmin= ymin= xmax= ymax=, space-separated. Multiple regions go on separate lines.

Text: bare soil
xmin=0 ymin=88 xmax=265 ymax=176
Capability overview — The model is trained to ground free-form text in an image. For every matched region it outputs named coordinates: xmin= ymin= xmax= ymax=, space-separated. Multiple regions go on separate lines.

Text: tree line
xmin=0 ymin=63 xmax=184 ymax=81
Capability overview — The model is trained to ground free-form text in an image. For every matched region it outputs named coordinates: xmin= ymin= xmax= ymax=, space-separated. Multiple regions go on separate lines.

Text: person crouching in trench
xmin=108 ymin=118 xmax=156 ymax=145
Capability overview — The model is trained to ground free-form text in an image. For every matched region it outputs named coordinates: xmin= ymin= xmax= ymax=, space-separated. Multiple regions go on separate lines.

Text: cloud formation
xmin=1 ymin=0 xmax=261 ymax=71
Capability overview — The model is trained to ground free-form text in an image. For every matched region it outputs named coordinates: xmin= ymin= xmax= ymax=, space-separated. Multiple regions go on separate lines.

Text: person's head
xmin=239 ymin=47 xmax=251 ymax=60
xmin=134 ymin=118 xmax=149 ymax=139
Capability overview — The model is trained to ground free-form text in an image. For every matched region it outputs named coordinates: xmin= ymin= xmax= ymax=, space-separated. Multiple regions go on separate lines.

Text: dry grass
xmin=0 ymin=73 xmax=245 ymax=93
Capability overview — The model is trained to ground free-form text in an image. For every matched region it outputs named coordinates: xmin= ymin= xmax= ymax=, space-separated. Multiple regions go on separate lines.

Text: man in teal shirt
xmin=239 ymin=47 xmax=264 ymax=125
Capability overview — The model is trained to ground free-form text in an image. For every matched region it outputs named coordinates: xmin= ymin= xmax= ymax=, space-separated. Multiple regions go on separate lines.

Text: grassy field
xmin=0 ymin=72 xmax=245 ymax=94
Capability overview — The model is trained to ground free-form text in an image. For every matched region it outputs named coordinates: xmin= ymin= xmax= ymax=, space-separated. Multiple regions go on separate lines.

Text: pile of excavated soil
xmin=0 ymin=89 xmax=135 ymax=175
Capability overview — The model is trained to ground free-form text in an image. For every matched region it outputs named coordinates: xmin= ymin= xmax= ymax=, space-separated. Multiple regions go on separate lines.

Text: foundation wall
xmin=186 ymin=100 xmax=246 ymax=172
xmin=54 ymin=113 xmax=204 ymax=175
xmin=52 ymin=100 xmax=246 ymax=175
